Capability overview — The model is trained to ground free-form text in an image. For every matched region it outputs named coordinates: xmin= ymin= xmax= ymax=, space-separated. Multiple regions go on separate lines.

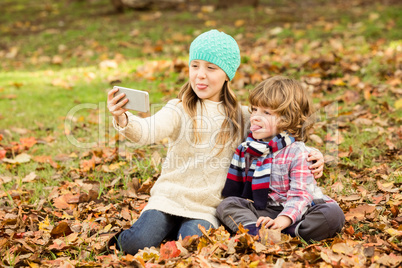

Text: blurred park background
xmin=0 ymin=0 xmax=401 ymax=266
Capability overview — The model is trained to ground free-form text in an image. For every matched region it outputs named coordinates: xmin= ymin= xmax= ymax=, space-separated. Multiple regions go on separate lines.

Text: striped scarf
xmin=222 ymin=131 xmax=295 ymax=209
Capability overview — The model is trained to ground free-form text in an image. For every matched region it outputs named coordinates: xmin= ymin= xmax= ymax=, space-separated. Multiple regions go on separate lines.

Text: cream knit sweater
xmin=114 ymin=99 xmax=250 ymax=227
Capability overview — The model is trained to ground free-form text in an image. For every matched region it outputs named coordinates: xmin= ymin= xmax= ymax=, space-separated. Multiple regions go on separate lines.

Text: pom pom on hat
xmin=189 ymin=30 xmax=240 ymax=81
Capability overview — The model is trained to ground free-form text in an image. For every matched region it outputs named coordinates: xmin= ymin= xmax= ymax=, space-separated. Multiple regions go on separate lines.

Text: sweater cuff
xmin=112 ymin=112 xmax=130 ymax=131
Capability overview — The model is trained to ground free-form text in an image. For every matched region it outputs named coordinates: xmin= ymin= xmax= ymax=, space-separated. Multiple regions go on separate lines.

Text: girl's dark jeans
xmin=118 ymin=209 xmax=212 ymax=255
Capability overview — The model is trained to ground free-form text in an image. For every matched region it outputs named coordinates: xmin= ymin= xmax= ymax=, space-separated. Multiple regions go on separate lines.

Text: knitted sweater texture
xmin=113 ymin=99 xmax=250 ymax=227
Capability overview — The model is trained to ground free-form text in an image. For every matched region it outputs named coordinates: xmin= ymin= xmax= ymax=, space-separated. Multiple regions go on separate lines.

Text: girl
xmin=107 ymin=30 xmax=324 ymax=255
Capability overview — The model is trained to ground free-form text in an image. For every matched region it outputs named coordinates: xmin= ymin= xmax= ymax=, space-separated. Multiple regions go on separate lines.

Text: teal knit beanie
xmin=189 ymin=29 xmax=240 ymax=81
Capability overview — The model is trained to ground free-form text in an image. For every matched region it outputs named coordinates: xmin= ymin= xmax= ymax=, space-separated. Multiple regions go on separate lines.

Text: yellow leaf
xmin=108 ymin=162 xmax=123 ymax=171
xmin=369 ymin=12 xmax=380 ymax=21
xmin=235 ymin=20 xmax=245 ymax=27
xmin=103 ymin=224 xmax=112 ymax=232
xmin=395 ymin=98 xmax=402 ymax=109
xmin=332 ymin=78 xmax=346 ymax=86
xmin=38 ymin=216 xmax=52 ymax=232
xmin=205 ymin=20 xmax=217 ymax=27
xmin=249 ymin=261 xmax=260 ymax=268
xmin=201 ymin=5 xmax=215 ymax=13
xmin=386 ymin=228 xmax=402 ymax=237
xmin=28 ymin=261 xmax=40 ymax=268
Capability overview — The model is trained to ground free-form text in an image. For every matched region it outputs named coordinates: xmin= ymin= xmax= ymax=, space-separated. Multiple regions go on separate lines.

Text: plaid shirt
xmin=264 ymin=142 xmax=332 ymax=223
xmin=236 ymin=142 xmax=331 ymax=224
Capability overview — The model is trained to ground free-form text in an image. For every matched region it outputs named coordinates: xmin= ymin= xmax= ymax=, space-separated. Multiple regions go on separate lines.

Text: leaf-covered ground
xmin=0 ymin=0 xmax=401 ymax=267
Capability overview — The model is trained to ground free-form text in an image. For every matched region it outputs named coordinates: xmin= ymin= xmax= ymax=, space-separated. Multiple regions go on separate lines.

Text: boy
xmin=217 ymin=76 xmax=344 ymax=243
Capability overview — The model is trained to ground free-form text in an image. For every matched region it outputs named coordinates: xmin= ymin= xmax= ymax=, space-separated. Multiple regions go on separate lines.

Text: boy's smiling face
xmin=250 ymin=106 xmax=280 ymax=141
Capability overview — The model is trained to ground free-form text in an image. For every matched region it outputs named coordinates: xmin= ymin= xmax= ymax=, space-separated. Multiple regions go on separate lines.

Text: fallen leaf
xmin=20 ymin=137 xmax=37 ymax=148
xmin=201 ymin=5 xmax=215 ymax=13
xmin=344 ymin=225 xmax=354 ymax=235
xmin=53 ymin=194 xmax=76 ymax=210
xmin=0 ymin=175 xmax=13 ymax=184
xmin=51 ymin=78 xmax=72 ymax=90
xmin=385 ymin=139 xmax=396 ymax=150
xmin=375 ymin=253 xmax=402 ymax=266
xmin=10 ymin=127 xmax=29 ymax=135
xmin=1 ymin=94 xmax=17 ymax=99
xmin=309 ymin=134 xmax=323 ymax=145
xmin=353 ymin=118 xmax=373 ymax=126
xmin=48 ymin=239 xmax=69 ymax=251
xmin=270 ymin=27 xmax=283 ymax=35
xmin=99 ymin=59 xmax=118 ymax=69
xmin=2 ymin=153 xmax=31 ymax=164
xmin=258 ymin=227 xmax=282 ymax=245
xmin=345 ymin=204 xmax=376 ymax=221
xmin=33 ymin=155 xmax=59 ymax=168
xmin=342 ymin=90 xmax=360 ymax=103
xmin=331 ymin=181 xmax=344 ymax=193
xmin=52 ymin=55 xmax=63 ymax=65
xmin=22 ymin=172 xmax=37 ymax=183
xmin=160 ymin=241 xmax=181 ymax=260
xmin=235 ymin=20 xmax=245 ymax=27
xmin=137 ymin=178 xmax=154 ymax=194
xmin=395 ymin=98 xmax=402 ymax=109
xmin=51 ymin=222 xmax=73 ymax=238
xmin=377 ymin=181 xmax=399 ymax=193
xmin=332 ymin=242 xmax=354 ymax=254
xmin=0 ymin=149 xmax=6 ymax=160
xmin=339 ymin=194 xmax=361 ymax=201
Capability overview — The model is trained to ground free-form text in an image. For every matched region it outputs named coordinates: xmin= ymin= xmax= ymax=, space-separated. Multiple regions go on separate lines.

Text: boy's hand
xmin=256 ymin=215 xmax=291 ymax=230
xmin=107 ymin=88 xmax=129 ymax=127
xmin=307 ymin=150 xmax=324 ymax=179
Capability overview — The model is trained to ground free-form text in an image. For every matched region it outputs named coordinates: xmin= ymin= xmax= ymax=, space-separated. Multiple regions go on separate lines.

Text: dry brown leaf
xmin=377 ymin=181 xmax=399 ymax=193
xmin=22 ymin=172 xmax=37 ymax=183
xmin=331 ymin=181 xmax=344 ymax=193
xmin=53 ymin=194 xmax=77 ymax=210
xmin=0 ymin=175 xmax=13 ymax=184
xmin=51 ymin=222 xmax=73 ymax=238
xmin=137 ymin=178 xmax=154 ymax=194
xmin=345 ymin=204 xmax=376 ymax=221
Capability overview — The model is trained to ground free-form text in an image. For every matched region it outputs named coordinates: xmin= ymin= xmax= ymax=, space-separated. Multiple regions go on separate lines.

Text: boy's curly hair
xmin=249 ymin=76 xmax=315 ymax=142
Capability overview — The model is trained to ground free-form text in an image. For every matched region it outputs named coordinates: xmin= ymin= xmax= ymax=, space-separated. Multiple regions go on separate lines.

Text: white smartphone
xmin=113 ymin=86 xmax=149 ymax=112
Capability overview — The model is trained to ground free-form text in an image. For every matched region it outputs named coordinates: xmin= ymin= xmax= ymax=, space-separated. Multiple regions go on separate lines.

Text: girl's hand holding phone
xmin=107 ymin=87 xmax=129 ymax=127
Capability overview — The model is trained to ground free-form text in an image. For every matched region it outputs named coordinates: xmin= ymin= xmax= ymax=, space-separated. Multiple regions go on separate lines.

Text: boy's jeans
xmin=118 ymin=209 xmax=212 ymax=255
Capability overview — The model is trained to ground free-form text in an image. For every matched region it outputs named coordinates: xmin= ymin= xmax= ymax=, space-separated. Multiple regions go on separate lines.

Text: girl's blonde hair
xmin=249 ymin=76 xmax=314 ymax=142
xmin=178 ymin=81 xmax=244 ymax=153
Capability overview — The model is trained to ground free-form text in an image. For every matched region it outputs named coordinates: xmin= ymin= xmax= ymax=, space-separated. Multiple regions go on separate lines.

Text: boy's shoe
xmin=282 ymin=224 xmax=296 ymax=237
xmin=244 ymin=224 xmax=261 ymax=236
